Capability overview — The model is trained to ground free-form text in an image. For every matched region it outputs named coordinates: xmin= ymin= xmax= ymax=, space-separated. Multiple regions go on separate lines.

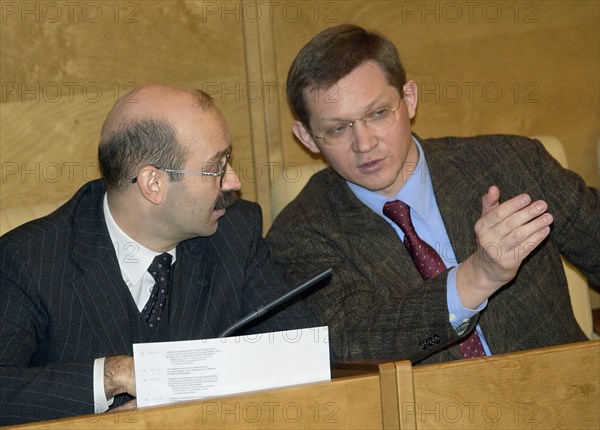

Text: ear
xmin=135 ymin=166 xmax=165 ymax=205
xmin=402 ymin=81 xmax=418 ymax=119
xmin=292 ymin=121 xmax=321 ymax=154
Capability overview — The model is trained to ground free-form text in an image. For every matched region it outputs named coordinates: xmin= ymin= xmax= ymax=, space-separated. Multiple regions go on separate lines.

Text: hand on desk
xmin=104 ymin=355 xmax=136 ymax=400
xmin=457 ymin=185 xmax=553 ymax=309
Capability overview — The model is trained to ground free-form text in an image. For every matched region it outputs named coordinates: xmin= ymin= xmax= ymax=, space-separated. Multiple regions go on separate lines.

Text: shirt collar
xmin=103 ymin=194 xmax=176 ymax=285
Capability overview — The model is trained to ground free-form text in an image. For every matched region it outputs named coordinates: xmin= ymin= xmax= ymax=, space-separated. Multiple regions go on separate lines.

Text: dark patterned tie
xmin=383 ymin=200 xmax=485 ymax=359
xmin=141 ymin=253 xmax=172 ymax=329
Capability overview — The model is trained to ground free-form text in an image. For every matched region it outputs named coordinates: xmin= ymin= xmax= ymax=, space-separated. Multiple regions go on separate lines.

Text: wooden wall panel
xmin=1 ymin=0 xmax=598 ymax=228
xmin=0 ymin=1 xmax=256 ymax=207
xmin=272 ymin=0 xmax=600 ymax=192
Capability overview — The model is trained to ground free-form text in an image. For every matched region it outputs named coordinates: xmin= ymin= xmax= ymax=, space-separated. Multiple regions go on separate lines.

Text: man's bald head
xmin=98 ymin=85 xmax=215 ymax=191
xmin=101 ymin=85 xmax=214 ymax=138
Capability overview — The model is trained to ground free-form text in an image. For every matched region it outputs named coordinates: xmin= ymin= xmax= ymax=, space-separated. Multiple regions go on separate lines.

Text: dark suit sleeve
xmin=0 ymin=239 xmax=95 ymax=425
xmin=213 ymin=201 xmax=319 ymax=336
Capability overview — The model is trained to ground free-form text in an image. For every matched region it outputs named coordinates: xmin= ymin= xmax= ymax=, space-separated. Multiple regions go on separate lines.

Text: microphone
xmin=219 ymin=267 xmax=332 ymax=338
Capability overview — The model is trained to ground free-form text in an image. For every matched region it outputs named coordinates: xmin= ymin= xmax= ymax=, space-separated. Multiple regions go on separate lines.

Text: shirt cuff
xmin=93 ymin=357 xmax=114 ymax=414
xmin=447 ymin=266 xmax=488 ymax=333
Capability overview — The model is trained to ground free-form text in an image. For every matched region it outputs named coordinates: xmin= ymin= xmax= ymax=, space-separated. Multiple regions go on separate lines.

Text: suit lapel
xmin=423 ymin=139 xmax=481 ymax=264
xmin=165 ymin=239 xmax=210 ymax=340
xmin=324 ymin=169 xmax=423 ymax=285
xmin=323 ymin=167 xmax=465 ymax=360
xmin=70 ymin=182 xmax=136 ymax=355
xmin=423 ymin=136 xmax=507 ymax=355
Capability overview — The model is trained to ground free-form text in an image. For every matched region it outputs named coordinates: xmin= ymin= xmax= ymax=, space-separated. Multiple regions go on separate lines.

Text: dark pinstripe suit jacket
xmin=267 ymin=135 xmax=599 ymax=364
xmin=0 ymin=179 xmax=317 ymax=425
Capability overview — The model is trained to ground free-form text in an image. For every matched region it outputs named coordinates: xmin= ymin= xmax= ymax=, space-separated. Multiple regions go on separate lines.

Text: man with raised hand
xmin=267 ymin=24 xmax=599 ymax=364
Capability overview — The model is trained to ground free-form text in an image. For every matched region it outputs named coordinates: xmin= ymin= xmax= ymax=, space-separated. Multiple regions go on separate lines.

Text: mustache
xmin=214 ymin=190 xmax=239 ymax=210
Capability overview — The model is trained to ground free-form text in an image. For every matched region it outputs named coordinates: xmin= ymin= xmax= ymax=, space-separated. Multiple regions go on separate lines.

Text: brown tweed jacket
xmin=267 ymin=135 xmax=599 ymax=364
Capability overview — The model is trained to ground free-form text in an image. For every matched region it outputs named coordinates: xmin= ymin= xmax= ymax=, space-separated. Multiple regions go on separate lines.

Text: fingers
xmin=477 ymin=192 xmax=533 ymax=232
xmin=480 ymin=185 xmax=500 ymax=217
xmin=472 ymin=188 xmax=553 ymax=281
xmin=459 ymin=188 xmax=554 ymax=308
xmin=483 ymin=197 xmax=552 ymax=247
xmin=504 ymin=202 xmax=552 ymax=251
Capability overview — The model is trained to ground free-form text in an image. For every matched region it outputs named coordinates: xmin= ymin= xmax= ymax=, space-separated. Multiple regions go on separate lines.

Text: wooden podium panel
xmin=399 ymin=340 xmax=600 ymax=429
xmin=8 ymin=374 xmax=385 ymax=430
xmin=7 ymin=341 xmax=599 ymax=429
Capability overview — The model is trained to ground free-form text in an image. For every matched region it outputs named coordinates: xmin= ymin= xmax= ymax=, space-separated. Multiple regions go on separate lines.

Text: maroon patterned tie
xmin=383 ymin=200 xmax=485 ymax=359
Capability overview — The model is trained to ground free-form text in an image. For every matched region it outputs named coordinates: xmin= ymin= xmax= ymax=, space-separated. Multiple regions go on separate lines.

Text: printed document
xmin=133 ymin=326 xmax=330 ymax=408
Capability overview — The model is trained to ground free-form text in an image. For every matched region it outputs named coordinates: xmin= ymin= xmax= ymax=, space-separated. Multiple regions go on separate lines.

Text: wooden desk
xmin=333 ymin=340 xmax=600 ymax=429
xmin=394 ymin=340 xmax=600 ymax=429
xmin=8 ymin=373 xmax=385 ymax=430
xmin=8 ymin=341 xmax=599 ymax=430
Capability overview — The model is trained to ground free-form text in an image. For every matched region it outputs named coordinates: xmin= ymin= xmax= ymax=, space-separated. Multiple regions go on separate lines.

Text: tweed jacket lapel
xmin=313 ymin=165 xmax=464 ymax=361
xmin=422 ymin=136 xmax=509 ymax=354
xmin=321 ymin=168 xmax=424 ymax=286
xmin=326 ymin=137 xmax=499 ymax=359
xmin=421 ymin=138 xmax=482 ymax=265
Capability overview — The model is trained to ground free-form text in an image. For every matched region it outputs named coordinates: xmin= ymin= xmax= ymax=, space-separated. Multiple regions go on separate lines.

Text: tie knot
xmin=148 ymin=253 xmax=172 ymax=285
xmin=383 ymin=200 xmax=412 ymax=233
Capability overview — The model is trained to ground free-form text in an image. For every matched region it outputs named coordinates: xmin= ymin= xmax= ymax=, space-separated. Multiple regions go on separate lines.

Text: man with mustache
xmin=0 ymin=84 xmax=316 ymax=424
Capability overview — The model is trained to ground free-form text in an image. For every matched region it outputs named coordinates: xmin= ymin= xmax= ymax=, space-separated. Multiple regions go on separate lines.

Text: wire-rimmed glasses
xmin=306 ymin=102 xmax=403 ymax=146
xmin=131 ymin=151 xmax=231 ymax=187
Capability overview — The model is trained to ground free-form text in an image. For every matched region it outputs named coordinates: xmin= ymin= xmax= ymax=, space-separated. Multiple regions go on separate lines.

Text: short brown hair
xmin=286 ymin=24 xmax=407 ymax=127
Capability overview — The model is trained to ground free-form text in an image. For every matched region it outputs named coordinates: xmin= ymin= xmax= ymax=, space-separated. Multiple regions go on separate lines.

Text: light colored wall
xmin=0 ymin=1 xmax=258 ymax=205
xmin=1 ymin=0 xmax=598 ymax=228
xmin=273 ymin=1 xmax=599 ymax=206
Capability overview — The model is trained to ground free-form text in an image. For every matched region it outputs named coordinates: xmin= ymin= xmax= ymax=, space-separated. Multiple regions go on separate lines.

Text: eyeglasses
xmin=131 ymin=151 xmax=231 ymax=187
xmin=306 ymin=102 xmax=403 ymax=147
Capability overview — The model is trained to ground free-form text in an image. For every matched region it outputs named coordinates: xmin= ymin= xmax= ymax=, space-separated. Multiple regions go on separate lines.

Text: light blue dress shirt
xmin=347 ymin=137 xmax=491 ymax=355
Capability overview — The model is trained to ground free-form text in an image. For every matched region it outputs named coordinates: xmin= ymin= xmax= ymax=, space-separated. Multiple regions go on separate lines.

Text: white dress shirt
xmin=93 ymin=194 xmax=176 ymax=413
